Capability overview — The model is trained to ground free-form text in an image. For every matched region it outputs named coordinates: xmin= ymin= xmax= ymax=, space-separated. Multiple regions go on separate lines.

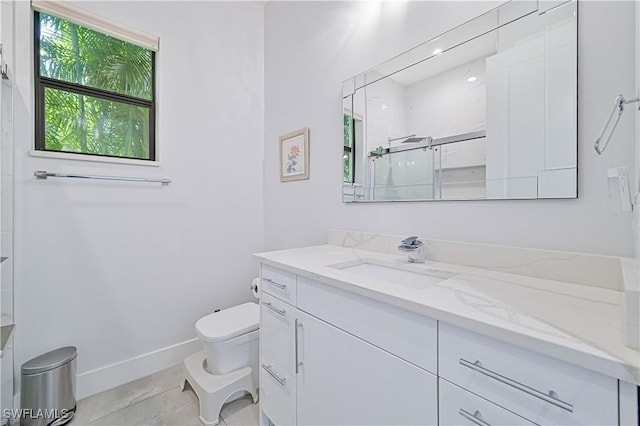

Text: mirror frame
xmin=342 ymin=0 xmax=578 ymax=203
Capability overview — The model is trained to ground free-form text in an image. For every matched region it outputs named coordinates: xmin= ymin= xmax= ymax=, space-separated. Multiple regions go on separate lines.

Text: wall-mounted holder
xmin=0 ymin=44 xmax=8 ymax=80
xmin=594 ymin=94 xmax=640 ymax=155
xmin=34 ymin=170 xmax=171 ymax=185
xmin=607 ymin=167 xmax=632 ymax=213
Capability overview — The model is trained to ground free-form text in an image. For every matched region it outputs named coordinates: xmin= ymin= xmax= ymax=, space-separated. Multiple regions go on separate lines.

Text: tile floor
xmin=72 ymin=364 xmax=259 ymax=426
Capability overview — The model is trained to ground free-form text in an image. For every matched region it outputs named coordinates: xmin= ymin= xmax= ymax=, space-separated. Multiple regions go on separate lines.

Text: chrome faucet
xmin=398 ymin=236 xmax=425 ymax=263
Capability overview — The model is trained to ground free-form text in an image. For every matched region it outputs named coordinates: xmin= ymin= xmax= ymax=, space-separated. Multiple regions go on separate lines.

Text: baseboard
xmin=76 ymin=338 xmax=200 ymax=399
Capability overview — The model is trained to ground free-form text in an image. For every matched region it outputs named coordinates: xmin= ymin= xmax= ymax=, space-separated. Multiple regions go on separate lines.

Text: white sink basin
xmin=332 ymin=260 xmax=453 ymax=289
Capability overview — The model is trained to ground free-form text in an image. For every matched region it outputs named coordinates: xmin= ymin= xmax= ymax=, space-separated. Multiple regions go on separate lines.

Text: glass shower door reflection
xmin=370 ymin=148 xmax=436 ymax=201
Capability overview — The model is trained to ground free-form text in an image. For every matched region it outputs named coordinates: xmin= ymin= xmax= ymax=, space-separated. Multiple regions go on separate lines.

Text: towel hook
xmin=594 ymin=94 xmax=640 ymax=155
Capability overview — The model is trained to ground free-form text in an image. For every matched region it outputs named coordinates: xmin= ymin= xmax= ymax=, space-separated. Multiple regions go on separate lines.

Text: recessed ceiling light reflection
xmin=467 ymin=76 xmax=477 ymax=82
xmin=432 ymin=48 xmax=443 ymax=55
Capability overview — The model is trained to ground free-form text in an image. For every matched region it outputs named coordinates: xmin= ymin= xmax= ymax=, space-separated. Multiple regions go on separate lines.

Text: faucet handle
xmin=400 ymin=236 xmax=423 ymax=247
xmin=398 ymin=237 xmax=426 ymax=263
xmin=401 ymin=236 xmax=419 ymax=245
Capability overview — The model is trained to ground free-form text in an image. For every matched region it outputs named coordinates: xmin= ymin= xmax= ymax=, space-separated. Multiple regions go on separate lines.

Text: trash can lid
xmin=21 ymin=346 xmax=77 ymax=375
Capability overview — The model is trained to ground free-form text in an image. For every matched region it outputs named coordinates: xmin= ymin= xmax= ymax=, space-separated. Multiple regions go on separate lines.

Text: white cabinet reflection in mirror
xmin=342 ymin=1 xmax=577 ymax=202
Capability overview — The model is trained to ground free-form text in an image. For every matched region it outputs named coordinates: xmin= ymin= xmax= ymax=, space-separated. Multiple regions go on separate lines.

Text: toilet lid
xmin=195 ymin=302 xmax=259 ymax=343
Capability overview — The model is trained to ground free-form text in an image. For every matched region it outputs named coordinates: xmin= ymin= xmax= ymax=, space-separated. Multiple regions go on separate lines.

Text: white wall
xmin=13 ymin=1 xmax=264 ymax=398
xmin=405 ymin=60 xmax=486 ymax=142
xmin=636 ymin=0 xmax=640 ymax=260
xmin=364 ymin=73 xmax=408 ymax=151
xmin=264 ymin=1 xmax=637 ymax=257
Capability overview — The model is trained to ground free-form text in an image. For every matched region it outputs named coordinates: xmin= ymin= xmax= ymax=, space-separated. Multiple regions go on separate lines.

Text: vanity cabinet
xmin=295 ymin=309 xmax=437 ymax=425
xmin=261 ymin=264 xmax=297 ymax=305
xmin=439 ymin=378 xmax=535 ymax=426
xmin=297 ymin=276 xmax=438 ymax=373
xmin=261 ymin=292 xmax=297 ymax=373
xmin=439 ymin=323 xmax=618 ymax=426
xmin=259 ymin=265 xmax=438 ymax=426
xmin=259 ymin=264 xmax=626 ymax=426
xmin=260 ymin=283 xmax=297 ymax=425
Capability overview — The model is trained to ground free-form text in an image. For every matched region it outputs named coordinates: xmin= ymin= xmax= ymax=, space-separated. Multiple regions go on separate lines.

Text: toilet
xmin=182 ymin=302 xmax=260 ymax=426
xmin=196 ymin=302 xmax=260 ymax=378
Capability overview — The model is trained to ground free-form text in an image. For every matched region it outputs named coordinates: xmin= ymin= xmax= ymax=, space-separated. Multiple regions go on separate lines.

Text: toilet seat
xmin=195 ymin=302 xmax=259 ymax=343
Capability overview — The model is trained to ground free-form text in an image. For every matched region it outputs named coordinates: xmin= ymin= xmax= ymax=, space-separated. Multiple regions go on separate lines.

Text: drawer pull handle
xmin=459 ymin=358 xmax=573 ymax=412
xmin=263 ymin=302 xmax=286 ymax=317
xmin=459 ymin=409 xmax=491 ymax=426
xmin=263 ymin=277 xmax=287 ymax=290
xmin=295 ymin=319 xmax=303 ymax=374
xmin=261 ymin=363 xmax=286 ymax=386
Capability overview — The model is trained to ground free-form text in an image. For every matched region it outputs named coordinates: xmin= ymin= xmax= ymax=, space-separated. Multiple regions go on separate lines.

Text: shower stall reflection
xmin=366 ymin=132 xmax=486 ymax=201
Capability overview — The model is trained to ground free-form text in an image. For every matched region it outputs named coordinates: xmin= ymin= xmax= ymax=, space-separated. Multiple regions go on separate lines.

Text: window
xmin=343 ymin=113 xmax=354 ymax=183
xmin=343 ymin=111 xmax=362 ymax=184
xmin=34 ymin=10 xmax=156 ymax=161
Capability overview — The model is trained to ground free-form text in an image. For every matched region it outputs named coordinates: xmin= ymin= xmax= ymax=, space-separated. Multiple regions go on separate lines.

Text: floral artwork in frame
xmin=279 ymin=127 xmax=309 ymax=182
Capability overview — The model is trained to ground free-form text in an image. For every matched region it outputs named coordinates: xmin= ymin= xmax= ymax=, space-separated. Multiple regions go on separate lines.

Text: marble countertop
xmin=255 ymin=244 xmax=640 ymax=385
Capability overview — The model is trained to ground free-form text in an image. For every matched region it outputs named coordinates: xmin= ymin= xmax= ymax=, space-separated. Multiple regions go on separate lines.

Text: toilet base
xmin=181 ymin=351 xmax=258 ymax=426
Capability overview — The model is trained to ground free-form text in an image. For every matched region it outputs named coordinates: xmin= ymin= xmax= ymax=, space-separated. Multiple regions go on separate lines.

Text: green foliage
xmin=343 ymin=153 xmax=351 ymax=183
xmin=44 ymin=87 xmax=149 ymax=158
xmin=343 ymin=114 xmax=351 ymax=148
xmin=38 ymin=13 xmax=153 ymax=159
xmin=343 ymin=114 xmax=352 ymax=182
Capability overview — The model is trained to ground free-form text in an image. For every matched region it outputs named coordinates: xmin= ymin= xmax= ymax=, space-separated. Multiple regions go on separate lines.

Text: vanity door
xmin=295 ymin=310 xmax=437 ymax=425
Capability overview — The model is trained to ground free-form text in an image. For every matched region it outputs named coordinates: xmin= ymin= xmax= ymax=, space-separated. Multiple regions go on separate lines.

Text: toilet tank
xmin=201 ymin=329 xmax=259 ymax=375
xmin=195 ymin=303 xmax=259 ymax=375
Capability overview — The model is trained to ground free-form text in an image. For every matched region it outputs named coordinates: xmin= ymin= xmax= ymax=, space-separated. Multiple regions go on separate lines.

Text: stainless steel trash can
xmin=20 ymin=346 xmax=77 ymax=426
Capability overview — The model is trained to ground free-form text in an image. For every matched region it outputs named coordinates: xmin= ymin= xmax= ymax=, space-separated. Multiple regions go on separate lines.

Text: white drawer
xmin=261 ymin=264 xmax=297 ymax=304
xmin=297 ymin=276 xmax=437 ymax=373
xmin=439 ymin=378 xmax=535 ymax=426
xmin=439 ymin=322 xmax=618 ymax=426
xmin=260 ymin=359 xmax=296 ymax=426
xmin=260 ymin=293 xmax=296 ymax=374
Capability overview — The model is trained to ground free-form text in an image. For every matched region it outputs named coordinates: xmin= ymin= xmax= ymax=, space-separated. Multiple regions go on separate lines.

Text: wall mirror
xmin=342 ymin=1 xmax=577 ymax=202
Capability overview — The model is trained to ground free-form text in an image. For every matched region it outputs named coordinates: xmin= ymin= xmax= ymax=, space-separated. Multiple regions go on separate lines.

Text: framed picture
xmin=279 ymin=127 xmax=309 ymax=182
